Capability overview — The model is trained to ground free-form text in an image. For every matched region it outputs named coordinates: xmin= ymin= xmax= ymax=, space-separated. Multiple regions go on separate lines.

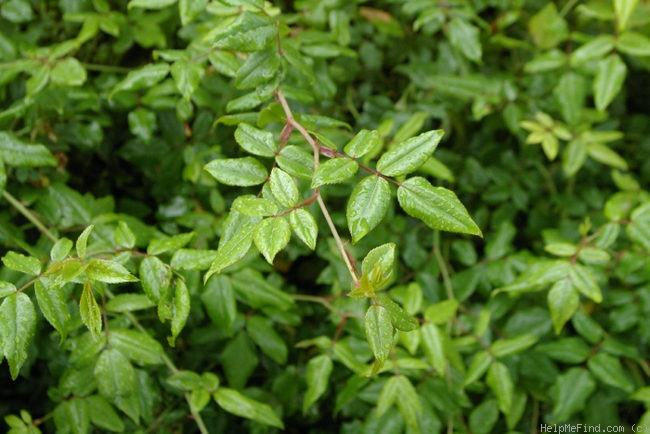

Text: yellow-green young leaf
xmin=544 ymin=242 xmax=578 ymax=257
xmin=486 ymin=362 xmax=514 ymax=415
xmin=234 ymin=196 xmax=278 ymax=217
xmin=235 ymin=48 xmax=280 ymax=89
xmin=76 ymin=225 xmax=94 ymax=259
xmin=171 ymin=60 xmax=204 ymax=100
xmin=364 ymin=305 xmax=394 ymax=364
xmin=209 ymin=12 xmax=277 ymax=52
xmin=375 ymin=294 xmax=418 ymax=332
xmin=562 ymin=139 xmax=588 ymax=177
xmin=86 ymin=259 xmax=138 ymax=284
xmin=421 ymin=323 xmax=445 ymax=374
xmin=94 ymin=348 xmax=135 ymax=398
xmin=34 ymin=280 xmax=69 ymax=342
xmin=0 ymin=292 xmax=36 ymax=379
xmin=0 ymin=131 xmax=57 ymax=167
xmin=190 ymin=389 xmax=211 ymax=413
xmin=587 ymin=142 xmax=628 ymax=170
xmin=289 ymin=209 xmax=318 ymax=250
xmin=587 ymin=352 xmax=634 ymax=393
xmin=594 ymin=54 xmax=626 ymax=112
xmin=53 ymin=399 xmax=90 ymax=434
xmin=570 ymin=35 xmax=615 ymax=66
xmin=464 ymin=351 xmax=492 ymax=385
xmin=616 ymin=31 xmax=650 ymax=56
xmin=110 ymin=329 xmax=164 ymax=365
xmin=205 ymin=225 xmax=255 ymax=282
xmin=269 ymin=168 xmax=299 ymax=208
xmin=128 ymin=0 xmax=176 ymax=9
xmin=246 ymin=315 xmax=288 ymax=364
xmin=397 ymin=177 xmax=482 ymax=237
xmin=552 ymin=368 xmax=596 ymax=422
xmin=311 ymin=157 xmax=359 ymax=188
xmin=548 ymin=278 xmax=579 ymax=334
xmin=254 ymin=217 xmax=291 ymax=264
xmin=569 ymin=263 xmax=602 ymax=302
xmin=491 ymin=334 xmax=538 ymax=358
xmin=214 ymin=388 xmax=284 ymax=429
xmin=594 ymin=222 xmax=620 ymax=248
xmin=303 ymin=354 xmax=333 ymax=413
xmin=376 ymin=375 xmax=400 ymax=417
xmin=235 ymin=123 xmax=278 ymax=157
xmin=377 ymin=130 xmax=443 ymax=177
xmin=86 ymin=395 xmax=125 ymax=433
xmin=344 ymin=129 xmax=379 ymax=158
xmin=424 ymin=299 xmax=459 ymax=325
xmin=347 ymin=175 xmax=391 ymax=243
xmin=168 ymin=280 xmax=190 ymax=347
xmin=361 ymin=243 xmax=396 ymax=291
xmin=528 ymin=3 xmax=568 ymax=49
xmin=614 ymin=0 xmax=639 ymax=32
xmin=80 ymin=282 xmax=102 ymax=339
xmin=114 ymin=221 xmax=136 ymax=249
xmin=577 ymin=247 xmax=611 ymax=264
xmin=449 ymin=18 xmax=481 ymax=62
xmin=205 ymin=157 xmax=268 ymax=186
xmin=2 ymin=251 xmax=41 ymax=276
xmin=147 ymin=232 xmax=195 ymax=255
xmin=110 ymin=63 xmax=169 ymax=98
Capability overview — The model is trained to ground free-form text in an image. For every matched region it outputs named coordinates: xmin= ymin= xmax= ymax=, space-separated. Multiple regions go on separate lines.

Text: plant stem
xmin=275 ymin=89 xmax=360 ymax=285
xmin=3 ymin=190 xmax=59 ymax=243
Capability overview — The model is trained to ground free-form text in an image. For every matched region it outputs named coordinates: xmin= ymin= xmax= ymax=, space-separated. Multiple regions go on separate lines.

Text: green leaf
xmin=569 ymin=263 xmax=602 ymax=303
xmin=347 ymin=175 xmax=391 ymax=243
xmin=53 ymin=399 xmax=90 ymax=434
xmin=147 ymin=232 xmax=195 ymax=255
xmin=491 ymin=334 xmax=538 ymax=358
xmin=464 ymin=351 xmax=492 ymax=385
xmin=486 ymin=362 xmax=513 ymax=415
xmin=537 ymin=337 xmax=591 ymax=364
xmin=128 ymin=108 xmax=156 ymax=141
xmin=231 ymin=269 xmax=295 ymax=310
xmin=247 ymin=315 xmax=288 ymax=364
xmin=289 ymin=209 xmax=318 ymax=250
xmin=234 ymin=196 xmax=279 ymax=217
xmin=616 ymin=31 xmax=650 ymax=56
xmin=303 ymin=354 xmax=333 ymax=413
xmin=614 ymin=0 xmax=638 ymax=31
xmin=26 ymin=65 xmax=49 ymax=99
xmin=548 ymin=278 xmax=579 ymax=334
xmin=312 ymin=157 xmax=359 ymax=188
xmin=139 ymin=256 xmax=170 ymax=302
xmin=588 ymin=352 xmax=634 ymax=393
xmin=204 ymin=157 xmax=268 ymax=186
xmin=397 ymin=177 xmax=482 ymax=236
xmin=76 ymin=225 xmax=94 ymax=259
xmin=114 ymin=221 xmax=136 ymax=249
xmin=166 ymin=370 xmax=205 ymax=391
xmin=110 ymin=329 xmax=163 ymax=366
xmin=210 ymin=12 xmax=277 ymax=52
xmin=0 ymin=132 xmax=57 ymax=167
xmin=594 ymin=54 xmax=626 ymax=111
xmin=552 ymin=368 xmax=596 ymax=422
xmin=106 ymin=294 xmax=155 ymax=312
xmin=469 ymin=399 xmax=499 ymax=434
xmin=179 ymin=0 xmax=207 ymax=25
xmin=34 ymin=280 xmax=69 ymax=342
xmin=86 ymin=395 xmax=125 ymax=433
xmin=448 ymin=18 xmax=481 ymax=62
xmin=50 ymin=57 xmax=87 ymax=86
xmin=235 ymin=49 xmax=280 ymax=89
xmin=587 ymin=142 xmax=628 ymax=170
xmin=128 ymin=0 xmax=176 ymax=9
xmin=254 ymin=217 xmax=291 ymax=264
xmin=205 ymin=224 xmax=255 ymax=281
xmin=375 ymin=294 xmax=418 ymax=332
xmin=554 ymin=72 xmax=586 ymax=125
xmin=393 ymin=375 xmax=423 ymax=432
xmin=376 ymin=375 xmax=400 ymax=417
xmin=496 ymin=260 xmax=569 ymax=294
xmin=276 ymin=145 xmax=313 ymax=180
xmin=2 ymin=251 xmax=41 ymax=276
xmin=421 ymin=322 xmax=445 ymax=374
xmin=344 ymin=129 xmax=379 ymax=158
xmin=214 ymin=387 xmax=284 ymax=429
xmin=0 ymin=292 xmax=36 ymax=379
xmin=168 ymin=279 xmax=190 ymax=346
xmin=94 ymin=348 xmax=136 ymax=398
xmin=170 ymin=249 xmax=218 ymax=270
xmin=360 ymin=243 xmax=396 ymax=291
xmin=528 ymin=3 xmax=568 ymax=49
xmin=377 ymin=130 xmax=443 ymax=177
xmin=235 ymin=123 xmax=278 ymax=157
xmin=562 ymin=139 xmax=588 ymax=176
xmin=570 ymin=35 xmax=615 ymax=65
xmin=86 ymin=259 xmax=138 ymax=284
xmin=0 ymin=281 xmax=16 ymax=298
xmin=201 ymin=275 xmax=237 ymax=332
xmin=110 ymin=63 xmax=170 ymax=98
xmin=365 ymin=304 xmax=394 ymax=365
xmin=171 ymin=60 xmax=204 ymax=100
xmin=424 ymin=299 xmax=459 ymax=325
xmin=80 ymin=282 xmax=102 ymax=339
xmin=269 ymin=167 xmax=299 ymax=208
